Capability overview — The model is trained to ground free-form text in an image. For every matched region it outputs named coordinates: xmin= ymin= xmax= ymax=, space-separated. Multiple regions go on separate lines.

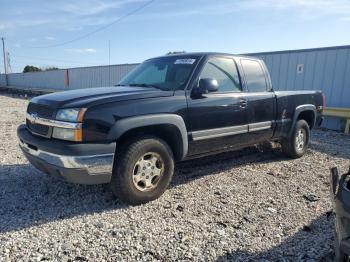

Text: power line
xmin=24 ymin=0 xmax=156 ymax=49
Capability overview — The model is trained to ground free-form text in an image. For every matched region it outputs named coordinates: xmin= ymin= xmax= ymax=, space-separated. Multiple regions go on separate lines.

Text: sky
xmin=1 ymin=0 xmax=350 ymax=73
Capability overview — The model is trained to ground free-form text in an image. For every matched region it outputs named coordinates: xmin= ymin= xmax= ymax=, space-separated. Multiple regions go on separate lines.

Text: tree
xmin=22 ymin=65 xmax=60 ymax=73
xmin=45 ymin=67 xmax=59 ymax=71
xmin=23 ymin=65 xmax=42 ymax=73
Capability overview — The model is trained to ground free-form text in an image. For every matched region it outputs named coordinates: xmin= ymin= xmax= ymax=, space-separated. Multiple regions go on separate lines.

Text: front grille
xmin=26 ymin=119 xmax=51 ymax=137
xmin=27 ymin=103 xmax=55 ymax=119
xmin=26 ymin=103 xmax=55 ymax=137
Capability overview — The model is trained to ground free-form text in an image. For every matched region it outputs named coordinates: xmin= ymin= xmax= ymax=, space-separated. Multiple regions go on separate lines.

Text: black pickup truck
xmin=17 ymin=53 xmax=324 ymax=204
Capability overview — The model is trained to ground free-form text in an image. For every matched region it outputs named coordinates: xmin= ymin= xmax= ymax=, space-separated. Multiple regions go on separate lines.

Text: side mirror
xmin=198 ymin=78 xmax=219 ymax=93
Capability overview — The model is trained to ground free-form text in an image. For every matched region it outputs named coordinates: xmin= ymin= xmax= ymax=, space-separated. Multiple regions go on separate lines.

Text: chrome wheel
xmin=295 ymin=129 xmax=306 ymax=152
xmin=132 ymin=152 xmax=164 ymax=192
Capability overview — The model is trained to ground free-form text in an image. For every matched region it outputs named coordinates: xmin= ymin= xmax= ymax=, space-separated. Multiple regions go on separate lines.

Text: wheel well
xmin=116 ymin=124 xmax=184 ymax=161
xmin=297 ymin=110 xmax=315 ymax=129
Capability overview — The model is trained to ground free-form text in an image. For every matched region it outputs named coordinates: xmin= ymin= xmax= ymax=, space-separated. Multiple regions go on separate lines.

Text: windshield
xmin=118 ymin=56 xmax=200 ymax=91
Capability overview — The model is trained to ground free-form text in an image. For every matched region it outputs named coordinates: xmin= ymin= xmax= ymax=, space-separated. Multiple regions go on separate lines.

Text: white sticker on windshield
xmin=174 ymin=59 xmax=196 ymax=65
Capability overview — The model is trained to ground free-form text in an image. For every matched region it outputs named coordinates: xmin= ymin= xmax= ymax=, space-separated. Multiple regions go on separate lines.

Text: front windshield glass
xmin=118 ymin=56 xmax=200 ymax=91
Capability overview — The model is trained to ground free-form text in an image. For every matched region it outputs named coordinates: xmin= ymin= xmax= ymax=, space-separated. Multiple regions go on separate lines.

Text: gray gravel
xmin=0 ymin=94 xmax=349 ymax=261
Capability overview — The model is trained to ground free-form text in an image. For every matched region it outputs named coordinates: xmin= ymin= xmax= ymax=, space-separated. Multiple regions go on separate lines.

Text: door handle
xmin=239 ymin=99 xmax=248 ymax=108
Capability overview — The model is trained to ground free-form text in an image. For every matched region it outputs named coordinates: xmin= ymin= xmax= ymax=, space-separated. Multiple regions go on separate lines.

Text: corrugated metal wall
xmin=7 ymin=70 xmax=67 ymax=90
xmin=0 ymin=63 xmax=138 ymax=90
xmin=248 ymin=45 xmax=350 ymax=130
xmin=68 ymin=64 xmax=138 ymax=89
xmin=0 ymin=74 xmax=6 ymax=86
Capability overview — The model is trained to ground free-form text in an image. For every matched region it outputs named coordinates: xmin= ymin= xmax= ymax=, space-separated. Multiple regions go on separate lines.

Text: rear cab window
xmin=240 ymin=59 xmax=269 ymax=92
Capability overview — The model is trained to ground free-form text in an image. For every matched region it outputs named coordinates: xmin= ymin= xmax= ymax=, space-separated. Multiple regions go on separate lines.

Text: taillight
xmin=322 ymin=94 xmax=326 ymax=109
xmin=317 ymin=94 xmax=325 ymax=112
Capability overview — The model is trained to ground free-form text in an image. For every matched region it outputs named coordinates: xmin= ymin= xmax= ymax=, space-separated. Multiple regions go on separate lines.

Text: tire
xmin=282 ymin=119 xmax=310 ymax=159
xmin=110 ymin=136 xmax=174 ymax=205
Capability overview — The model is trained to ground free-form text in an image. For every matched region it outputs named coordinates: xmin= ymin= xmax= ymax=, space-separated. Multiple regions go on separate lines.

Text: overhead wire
xmin=23 ymin=0 xmax=156 ymax=49
xmin=5 ymin=0 xmax=156 ymax=71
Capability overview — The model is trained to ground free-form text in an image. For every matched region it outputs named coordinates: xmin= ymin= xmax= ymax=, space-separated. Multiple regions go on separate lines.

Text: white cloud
xmin=0 ymin=0 xmax=148 ymax=33
xmin=3 ymin=0 xmax=350 ymax=37
xmin=57 ymin=0 xmax=146 ymax=16
xmin=232 ymin=0 xmax=350 ymax=19
xmin=0 ymin=21 xmax=14 ymax=31
xmin=45 ymin=36 xmax=56 ymax=41
xmin=65 ymin=48 xmax=97 ymax=53
xmin=16 ymin=18 xmax=54 ymax=27
xmin=145 ymin=0 xmax=350 ymax=21
xmin=122 ymin=0 xmax=350 ymax=21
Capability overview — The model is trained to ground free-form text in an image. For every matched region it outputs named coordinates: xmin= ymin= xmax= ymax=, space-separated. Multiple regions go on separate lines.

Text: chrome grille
xmin=26 ymin=103 xmax=55 ymax=137
xmin=27 ymin=103 xmax=55 ymax=119
xmin=26 ymin=119 xmax=51 ymax=137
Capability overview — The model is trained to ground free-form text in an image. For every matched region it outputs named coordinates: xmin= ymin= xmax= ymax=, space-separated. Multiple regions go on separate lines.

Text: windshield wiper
xmin=128 ymin=83 xmax=163 ymax=90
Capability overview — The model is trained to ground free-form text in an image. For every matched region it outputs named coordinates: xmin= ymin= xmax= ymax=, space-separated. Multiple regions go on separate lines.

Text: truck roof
xmin=148 ymin=52 xmax=258 ymax=61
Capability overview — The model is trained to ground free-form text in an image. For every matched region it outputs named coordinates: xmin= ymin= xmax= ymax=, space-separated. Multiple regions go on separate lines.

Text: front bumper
xmin=17 ymin=124 xmax=116 ymax=184
xmin=331 ymin=167 xmax=350 ymax=261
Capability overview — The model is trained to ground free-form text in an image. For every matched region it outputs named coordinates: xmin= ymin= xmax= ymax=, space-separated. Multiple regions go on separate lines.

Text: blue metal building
xmin=249 ymin=45 xmax=350 ymax=130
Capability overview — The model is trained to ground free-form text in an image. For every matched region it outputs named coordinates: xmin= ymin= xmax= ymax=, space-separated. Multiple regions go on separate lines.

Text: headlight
xmin=56 ymin=108 xmax=87 ymax=122
xmin=52 ymin=127 xmax=82 ymax=142
xmin=54 ymin=108 xmax=86 ymax=141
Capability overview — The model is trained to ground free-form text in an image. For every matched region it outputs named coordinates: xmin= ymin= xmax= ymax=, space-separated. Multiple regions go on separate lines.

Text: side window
xmin=199 ymin=57 xmax=241 ymax=92
xmin=241 ymin=59 xmax=268 ymax=92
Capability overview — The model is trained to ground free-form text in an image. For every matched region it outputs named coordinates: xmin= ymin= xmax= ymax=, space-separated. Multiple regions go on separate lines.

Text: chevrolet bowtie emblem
xmin=29 ymin=113 xmax=39 ymax=124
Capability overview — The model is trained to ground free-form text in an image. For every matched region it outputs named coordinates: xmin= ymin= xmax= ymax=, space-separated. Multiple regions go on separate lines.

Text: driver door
xmin=187 ymin=56 xmax=250 ymax=156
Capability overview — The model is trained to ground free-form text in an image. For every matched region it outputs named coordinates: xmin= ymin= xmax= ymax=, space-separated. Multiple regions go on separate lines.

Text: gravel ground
xmin=0 ymin=94 xmax=349 ymax=261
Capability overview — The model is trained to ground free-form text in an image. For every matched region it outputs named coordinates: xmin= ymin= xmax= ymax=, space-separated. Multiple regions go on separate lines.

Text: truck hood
xmin=30 ymin=86 xmax=174 ymax=108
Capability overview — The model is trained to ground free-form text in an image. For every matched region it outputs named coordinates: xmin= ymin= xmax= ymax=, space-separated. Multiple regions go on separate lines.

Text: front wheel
xmin=282 ymin=119 xmax=310 ymax=159
xmin=110 ymin=136 xmax=174 ymax=205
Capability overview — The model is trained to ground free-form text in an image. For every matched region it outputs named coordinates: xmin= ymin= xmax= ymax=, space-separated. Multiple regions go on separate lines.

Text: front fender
xmin=107 ymin=114 xmax=188 ymax=160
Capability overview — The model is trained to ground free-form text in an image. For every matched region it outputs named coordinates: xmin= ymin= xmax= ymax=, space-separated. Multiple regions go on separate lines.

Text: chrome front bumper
xmin=19 ymin=140 xmax=114 ymax=184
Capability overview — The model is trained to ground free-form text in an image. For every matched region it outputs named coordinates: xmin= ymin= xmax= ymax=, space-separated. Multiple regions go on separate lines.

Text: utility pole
xmin=108 ymin=40 xmax=111 ymax=85
xmin=1 ymin=37 xmax=8 ymax=86
xmin=6 ymin=51 xmax=12 ymax=73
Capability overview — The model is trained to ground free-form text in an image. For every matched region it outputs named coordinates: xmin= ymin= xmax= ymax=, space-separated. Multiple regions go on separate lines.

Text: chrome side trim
xmin=19 ymin=140 xmax=113 ymax=176
xmin=249 ymin=121 xmax=272 ymax=132
xmin=26 ymin=113 xmax=82 ymax=129
xmin=191 ymin=121 xmax=273 ymax=141
xmin=192 ymin=125 xmax=248 ymax=141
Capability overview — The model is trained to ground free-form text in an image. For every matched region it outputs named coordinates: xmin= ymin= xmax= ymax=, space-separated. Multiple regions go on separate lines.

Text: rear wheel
xmin=110 ymin=136 xmax=174 ymax=205
xmin=282 ymin=119 xmax=310 ymax=158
